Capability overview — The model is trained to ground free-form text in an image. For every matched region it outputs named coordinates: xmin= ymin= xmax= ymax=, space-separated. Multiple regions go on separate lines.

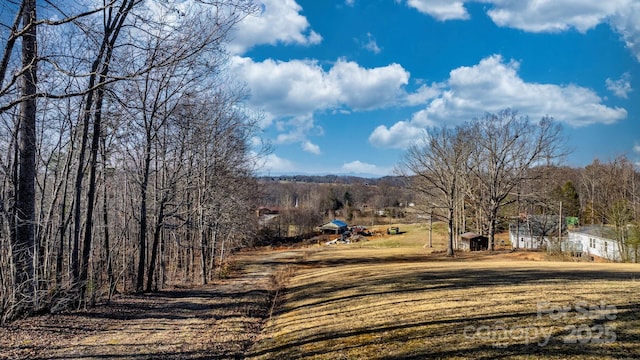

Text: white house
xmin=567 ymin=226 xmax=623 ymax=262
xmin=509 ymin=224 xmax=551 ymax=250
xmin=509 ymin=215 xmax=568 ymax=250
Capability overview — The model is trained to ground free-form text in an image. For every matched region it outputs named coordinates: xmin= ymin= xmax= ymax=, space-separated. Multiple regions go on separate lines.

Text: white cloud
xmin=484 ymin=0 xmax=628 ymax=33
xmin=369 ymin=121 xmax=426 ymax=149
xmin=610 ymin=2 xmax=640 ymax=61
xmin=230 ymin=56 xmax=410 ymax=117
xmin=228 ymin=0 xmax=321 ymax=54
xmin=342 ymin=160 xmax=376 ymax=173
xmin=486 ymin=0 xmax=640 ymax=61
xmin=230 ymin=56 xmax=411 ymax=152
xmin=634 ymin=143 xmax=640 ymax=154
xmin=403 ymin=0 xmax=640 ymax=61
xmin=410 ymin=0 xmax=632 ymax=33
xmin=430 ymin=55 xmax=626 ymax=127
xmin=405 ymin=0 xmax=470 ymax=21
xmin=230 ymin=57 xmax=335 ymax=117
xmin=363 ymin=32 xmax=381 ymax=54
xmin=274 ymin=114 xmax=321 ymax=145
xmin=405 ymin=83 xmax=442 ymax=106
xmin=370 ymin=55 xmax=628 ymax=148
xmin=231 ymin=56 xmax=411 ymax=150
xmin=259 ymin=153 xmax=295 ymax=173
xmin=345 ymin=0 xmax=355 ymax=6
xmin=302 ymin=140 xmax=321 ymax=154
xmin=327 ymin=60 xmax=409 ymax=110
xmin=341 ymin=160 xmax=391 ymax=176
xmin=606 ymin=73 xmax=633 ymax=98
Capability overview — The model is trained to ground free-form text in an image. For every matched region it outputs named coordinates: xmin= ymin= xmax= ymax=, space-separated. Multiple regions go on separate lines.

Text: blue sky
xmin=226 ymin=0 xmax=640 ymax=177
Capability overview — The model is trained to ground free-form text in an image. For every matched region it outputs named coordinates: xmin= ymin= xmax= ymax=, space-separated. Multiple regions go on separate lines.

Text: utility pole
xmin=423 ymin=208 xmax=433 ymax=248
xmin=515 ymin=186 xmax=520 ymax=250
xmin=558 ymin=201 xmax=563 ymax=243
xmin=429 ymin=209 xmax=433 ymax=248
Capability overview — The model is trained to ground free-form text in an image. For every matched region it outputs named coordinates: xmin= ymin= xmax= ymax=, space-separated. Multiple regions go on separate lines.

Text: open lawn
xmin=248 ymin=227 xmax=640 ymax=359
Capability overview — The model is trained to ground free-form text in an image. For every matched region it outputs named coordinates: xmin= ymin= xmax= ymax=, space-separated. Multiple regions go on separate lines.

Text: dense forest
xmin=0 ymin=1 xmax=266 ymax=322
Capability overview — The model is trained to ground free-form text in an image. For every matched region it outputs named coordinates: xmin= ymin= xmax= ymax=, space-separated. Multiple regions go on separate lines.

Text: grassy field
xmin=247 ymin=225 xmax=640 ymax=359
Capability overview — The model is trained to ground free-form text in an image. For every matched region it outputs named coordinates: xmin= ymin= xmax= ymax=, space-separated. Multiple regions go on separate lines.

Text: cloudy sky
xmin=227 ymin=0 xmax=640 ymax=176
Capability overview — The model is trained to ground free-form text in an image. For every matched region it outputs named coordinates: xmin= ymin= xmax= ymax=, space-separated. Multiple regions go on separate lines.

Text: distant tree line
xmin=0 ymin=1 xmax=266 ymax=322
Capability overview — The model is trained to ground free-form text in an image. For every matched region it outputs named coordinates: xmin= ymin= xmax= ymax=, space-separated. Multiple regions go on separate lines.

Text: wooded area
xmin=0 ymin=0 xmax=266 ymax=322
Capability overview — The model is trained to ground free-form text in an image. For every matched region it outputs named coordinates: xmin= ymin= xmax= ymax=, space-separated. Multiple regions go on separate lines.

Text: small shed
xmin=459 ymin=232 xmax=489 ymax=251
xmin=319 ymin=220 xmax=348 ymax=234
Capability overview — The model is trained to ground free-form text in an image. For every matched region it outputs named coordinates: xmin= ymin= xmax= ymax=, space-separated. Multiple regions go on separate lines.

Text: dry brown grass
xmin=248 ymin=233 xmax=640 ymax=359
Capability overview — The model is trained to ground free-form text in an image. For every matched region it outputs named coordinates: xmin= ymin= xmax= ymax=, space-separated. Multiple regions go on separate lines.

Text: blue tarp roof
xmin=331 ymin=220 xmax=348 ymax=227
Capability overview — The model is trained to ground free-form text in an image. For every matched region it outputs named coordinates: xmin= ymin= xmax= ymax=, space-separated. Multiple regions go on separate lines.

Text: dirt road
xmin=0 ymin=250 xmax=286 ymax=360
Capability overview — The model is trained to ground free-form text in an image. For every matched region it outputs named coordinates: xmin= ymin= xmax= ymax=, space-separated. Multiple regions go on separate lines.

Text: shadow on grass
xmin=250 ymin=301 xmax=640 ymax=360
xmin=376 ymin=303 xmax=640 ymax=360
xmin=47 ymin=287 xmax=269 ymax=323
xmin=1 ymin=269 xmax=272 ymax=360
xmin=247 ymin=248 xmax=640 ymax=359
xmin=276 ymin=253 xmax=639 ymax=316
xmin=29 ymin=347 xmax=252 ymax=360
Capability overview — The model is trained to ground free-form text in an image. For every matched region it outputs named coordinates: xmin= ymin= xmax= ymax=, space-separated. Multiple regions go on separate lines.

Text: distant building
xmin=318 ymin=219 xmax=348 ymax=234
xmin=257 ymin=207 xmax=281 ymax=227
xmin=509 ymin=224 xmax=551 ymax=250
xmin=509 ymin=215 xmax=565 ymax=250
xmin=459 ymin=232 xmax=488 ymax=251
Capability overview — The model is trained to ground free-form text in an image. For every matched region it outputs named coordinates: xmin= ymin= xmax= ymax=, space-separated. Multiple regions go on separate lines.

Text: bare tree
xmin=400 ymin=125 xmax=471 ymax=256
xmin=12 ymin=0 xmax=37 ymax=317
xmin=467 ymin=109 xmax=566 ymax=251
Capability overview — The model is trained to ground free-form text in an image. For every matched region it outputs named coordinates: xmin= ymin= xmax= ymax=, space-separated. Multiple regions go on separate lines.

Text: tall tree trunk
xmin=71 ymin=63 xmax=99 ymax=289
xmin=159 ymin=225 xmax=166 ymax=290
xmin=200 ymin=227 xmax=208 ymax=285
xmin=78 ymin=66 xmax=109 ymax=303
xmin=102 ymin=172 xmax=115 ymax=300
xmin=210 ymin=223 xmax=218 ymax=278
xmin=136 ymin=185 xmax=148 ymax=292
xmin=146 ymin=202 xmax=164 ymax=292
xmin=56 ymin=199 xmax=67 ymax=286
xmin=488 ymin=203 xmax=498 ymax=252
xmin=13 ymin=0 xmax=37 ymax=316
xmin=447 ymin=207 xmax=455 ymax=257
xmin=136 ymin=139 xmax=152 ymax=292
xmin=72 ymin=0 xmax=136 ymax=304
xmin=199 ymin=187 xmax=208 ymax=284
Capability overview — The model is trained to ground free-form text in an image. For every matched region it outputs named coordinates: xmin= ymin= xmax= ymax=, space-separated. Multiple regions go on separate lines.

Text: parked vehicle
xmin=387 ymin=226 xmax=399 ymax=235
